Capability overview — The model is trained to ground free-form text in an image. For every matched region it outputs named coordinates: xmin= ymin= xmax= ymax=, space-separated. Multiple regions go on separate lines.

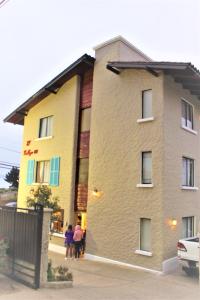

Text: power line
xmin=0 ymin=166 xmax=13 ymax=170
xmin=0 ymin=0 xmax=10 ymax=8
xmin=0 ymin=146 xmax=21 ymax=154
xmin=0 ymin=161 xmax=20 ymax=166
xmin=0 ymin=165 xmax=19 ymax=169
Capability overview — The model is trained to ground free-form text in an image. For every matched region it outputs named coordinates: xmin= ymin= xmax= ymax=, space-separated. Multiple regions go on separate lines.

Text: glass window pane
xmin=140 ymin=218 xmax=151 ymax=251
xmin=46 ymin=116 xmax=53 ymax=136
xmin=36 ymin=161 xmax=43 ymax=183
xmin=182 ymin=157 xmax=194 ymax=187
xmin=39 ymin=118 xmax=47 ymax=138
xmin=182 ymin=158 xmax=187 ymax=186
xmin=36 ymin=161 xmax=49 ymax=183
xmin=142 ymin=152 xmax=152 ymax=184
xmin=43 ymin=161 xmax=50 ymax=183
xmin=181 ymin=100 xmax=193 ymax=129
xmin=187 ymin=104 xmax=193 ymax=129
xmin=182 ymin=217 xmax=194 ymax=238
xmin=78 ymin=159 xmax=89 ymax=184
xmin=189 ymin=159 xmax=194 ymax=186
xmin=181 ymin=100 xmax=187 ymax=127
xmin=142 ymin=90 xmax=152 ymax=118
xmin=80 ymin=109 xmax=91 ymax=132
xmin=39 ymin=116 xmax=53 ymax=137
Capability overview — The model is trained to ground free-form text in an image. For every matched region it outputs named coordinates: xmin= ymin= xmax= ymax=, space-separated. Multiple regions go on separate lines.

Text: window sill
xmin=35 ymin=136 xmax=53 ymax=141
xmin=137 ymin=117 xmax=154 ymax=123
xmin=136 ymin=183 xmax=154 ymax=188
xmin=32 ymin=182 xmax=49 ymax=186
xmin=181 ymin=186 xmax=199 ymax=191
xmin=135 ymin=250 xmax=152 ymax=257
xmin=181 ymin=126 xmax=197 ymax=135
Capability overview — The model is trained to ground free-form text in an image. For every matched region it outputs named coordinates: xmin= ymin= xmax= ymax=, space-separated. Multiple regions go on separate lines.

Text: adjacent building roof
xmin=4 ymin=54 xmax=95 ymax=125
xmin=107 ymin=61 xmax=200 ymax=99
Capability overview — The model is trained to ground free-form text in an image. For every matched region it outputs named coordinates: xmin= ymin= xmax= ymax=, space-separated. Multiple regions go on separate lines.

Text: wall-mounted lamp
xmin=92 ymin=188 xmax=102 ymax=198
xmin=168 ymin=218 xmax=178 ymax=229
xmin=171 ymin=219 xmax=177 ymax=226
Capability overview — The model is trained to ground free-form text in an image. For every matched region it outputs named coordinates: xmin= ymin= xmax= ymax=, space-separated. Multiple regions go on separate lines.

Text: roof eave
xmin=107 ymin=61 xmax=200 ymax=100
xmin=4 ymin=54 xmax=95 ymax=125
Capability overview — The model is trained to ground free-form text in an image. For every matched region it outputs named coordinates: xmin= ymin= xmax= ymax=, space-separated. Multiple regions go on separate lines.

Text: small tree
xmin=27 ymin=185 xmax=60 ymax=211
xmin=4 ymin=167 xmax=19 ymax=189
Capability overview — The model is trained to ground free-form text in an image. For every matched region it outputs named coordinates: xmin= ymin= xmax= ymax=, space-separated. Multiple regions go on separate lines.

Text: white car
xmin=177 ymin=237 xmax=199 ymax=275
xmin=5 ymin=201 xmax=17 ymax=207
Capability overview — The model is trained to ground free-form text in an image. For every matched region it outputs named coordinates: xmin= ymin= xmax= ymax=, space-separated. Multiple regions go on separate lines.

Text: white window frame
xmin=140 ymin=89 xmax=153 ymax=120
xmin=35 ymin=160 xmax=50 ymax=184
xmin=182 ymin=216 xmax=195 ymax=238
xmin=38 ymin=115 xmax=53 ymax=139
xmin=181 ymin=156 xmax=196 ymax=189
xmin=181 ymin=98 xmax=197 ymax=135
xmin=135 ymin=218 xmax=152 ymax=256
xmin=142 ymin=151 xmax=152 ymax=184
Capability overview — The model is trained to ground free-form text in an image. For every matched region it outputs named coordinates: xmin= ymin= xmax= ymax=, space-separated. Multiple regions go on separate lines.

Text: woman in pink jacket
xmin=73 ymin=225 xmax=83 ymax=259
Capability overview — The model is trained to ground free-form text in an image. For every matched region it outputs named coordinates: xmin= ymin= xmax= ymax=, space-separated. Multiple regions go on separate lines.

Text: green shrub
xmin=47 ymin=260 xmax=73 ymax=282
xmin=27 ymin=186 xmax=60 ymax=211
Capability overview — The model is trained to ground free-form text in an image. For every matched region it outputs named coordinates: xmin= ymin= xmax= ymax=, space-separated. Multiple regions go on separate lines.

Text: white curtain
xmin=142 ymin=152 xmax=152 ymax=184
xmin=182 ymin=217 xmax=194 ymax=238
xmin=46 ymin=116 xmax=53 ymax=136
xmin=43 ymin=161 xmax=50 ymax=183
xmin=142 ymin=90 xmax=152 ymax=118
xmin=140 ymin=218 xmax=151 ymax=251
xmin=40 ymin=118 xmax=47 ymax=137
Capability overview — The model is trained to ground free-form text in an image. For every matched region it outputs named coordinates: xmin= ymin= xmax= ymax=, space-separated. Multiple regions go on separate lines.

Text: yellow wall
xmin=87 ymin=41 xmax=165 ymax=271
xmin=18 ymin=76 xmax=80 ymax=225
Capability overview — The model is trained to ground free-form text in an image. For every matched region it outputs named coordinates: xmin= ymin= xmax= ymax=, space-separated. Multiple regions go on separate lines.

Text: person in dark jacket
xmin=64 ymin=224 xmax=74 ymax=259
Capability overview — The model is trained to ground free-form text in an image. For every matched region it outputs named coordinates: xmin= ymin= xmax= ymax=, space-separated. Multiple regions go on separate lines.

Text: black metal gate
xmin=0 ymin=204 xmax=43 ymax=289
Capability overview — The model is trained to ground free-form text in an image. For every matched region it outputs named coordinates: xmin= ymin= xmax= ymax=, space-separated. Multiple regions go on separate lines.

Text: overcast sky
xmin=0 ymin=0 xmax=200 ymax=188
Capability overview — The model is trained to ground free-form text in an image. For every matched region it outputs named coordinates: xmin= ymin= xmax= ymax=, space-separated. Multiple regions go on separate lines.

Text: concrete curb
xmin=42 ymin=280 xmax=73 ymax=289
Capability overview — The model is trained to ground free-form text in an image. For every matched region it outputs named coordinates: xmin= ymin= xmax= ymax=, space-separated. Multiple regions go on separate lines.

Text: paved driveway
xmin=0 ymin=252 xmax=200 ymax=300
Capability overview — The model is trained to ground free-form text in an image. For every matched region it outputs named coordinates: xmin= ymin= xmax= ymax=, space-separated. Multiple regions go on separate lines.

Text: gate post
xmin=40 ymin=208 xmax=52 ymax=287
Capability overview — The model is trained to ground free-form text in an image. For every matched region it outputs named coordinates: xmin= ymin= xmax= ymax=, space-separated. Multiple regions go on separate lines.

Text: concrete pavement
xmin=0 ymin=251 xmax=199 ymax=300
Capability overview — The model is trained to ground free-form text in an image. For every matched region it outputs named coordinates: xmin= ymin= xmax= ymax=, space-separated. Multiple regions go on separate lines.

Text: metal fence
xmin=0 ymin=204 xmax=43 ymax=289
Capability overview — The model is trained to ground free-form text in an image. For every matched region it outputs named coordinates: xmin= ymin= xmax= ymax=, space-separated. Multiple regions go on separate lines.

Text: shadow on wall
xmin=85 ymin=229 xmax=98 ymax=254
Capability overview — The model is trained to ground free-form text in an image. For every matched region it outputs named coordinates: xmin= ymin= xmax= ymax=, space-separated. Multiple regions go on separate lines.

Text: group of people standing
xmin=64 ymin=224 xmax=86 ymax=260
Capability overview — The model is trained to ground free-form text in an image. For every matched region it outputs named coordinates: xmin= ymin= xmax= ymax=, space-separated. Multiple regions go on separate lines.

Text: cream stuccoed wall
xmin=86 ymin=41 xmax=165 ymax=271
xmin=163 ymin=75 xmax=200 ymax=260
xmin=17 ymin=76 xmax=80 ymax=225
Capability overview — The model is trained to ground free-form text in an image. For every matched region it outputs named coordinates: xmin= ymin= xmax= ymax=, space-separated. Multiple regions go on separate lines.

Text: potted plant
xmin=45 ymin=259 xmax=73 ymax=288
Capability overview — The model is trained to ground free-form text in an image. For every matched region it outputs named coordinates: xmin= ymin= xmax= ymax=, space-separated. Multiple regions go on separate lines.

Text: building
xmin=4 ymin=36 xmax=200 ymax=272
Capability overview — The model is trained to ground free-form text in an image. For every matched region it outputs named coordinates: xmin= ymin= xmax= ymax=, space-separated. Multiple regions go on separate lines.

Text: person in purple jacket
xmin=64 ymin=224 xmax=74 ymax=259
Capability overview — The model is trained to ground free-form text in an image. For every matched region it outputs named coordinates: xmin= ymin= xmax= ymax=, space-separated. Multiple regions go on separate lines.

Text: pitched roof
xmin=107 ymin=61 xmax=200 ymax=99
xmin=4 ymin=54 xmax=95 ymax=125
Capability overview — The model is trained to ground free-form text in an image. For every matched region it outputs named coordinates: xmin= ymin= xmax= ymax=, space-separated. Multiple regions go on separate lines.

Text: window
xmin=140 ymin=218 xmax=151 ymax=252
xmin=182 ymin=157 xmax=194 ymax=187
xmin=51 ymin=209 xmax=64 ymax=234
xmin=181 ymin=99 xmax=193 ymax=130
xmin=77 ymin=158 xmax=89 ymax=184
xmin=182 ymin=217 xmax=194 ymax=238
xmin=142 ymin=152 xmax=152 ymax=184
xmin=80 ymin=108 xmax=91 ymax=132
xmin=39 ymin=116 xmax=53 ymax=138
xmin=142 ymin=90 xmax=152 ymax=119
xmin=36 ymin=161 xmax=50 ymax=183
